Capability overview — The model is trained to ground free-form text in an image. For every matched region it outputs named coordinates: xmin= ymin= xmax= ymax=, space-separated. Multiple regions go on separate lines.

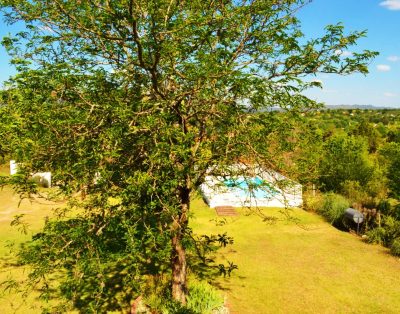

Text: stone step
xmin=215 ymin=206 xmax=238 ymax=216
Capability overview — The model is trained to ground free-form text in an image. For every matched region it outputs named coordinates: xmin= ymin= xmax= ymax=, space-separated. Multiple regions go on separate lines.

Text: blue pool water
xmin=223 ymin=177 xmax=278 ymax=199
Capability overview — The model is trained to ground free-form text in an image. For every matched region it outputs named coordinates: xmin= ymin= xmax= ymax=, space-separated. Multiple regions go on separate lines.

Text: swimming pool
xmin=200 ymin=166 xmax=303 ymax=208
xmin=223 ymin=176 xmax=279 ymax=199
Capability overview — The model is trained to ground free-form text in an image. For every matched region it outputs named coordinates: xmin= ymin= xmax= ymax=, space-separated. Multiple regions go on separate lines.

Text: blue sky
xmin=298 ymin=0 xmax=400 ymax=108
xmin=0 ymin=0 xmax=399 ymax=107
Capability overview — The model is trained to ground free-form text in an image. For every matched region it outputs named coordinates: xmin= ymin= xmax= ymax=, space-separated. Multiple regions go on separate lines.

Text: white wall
xmin=10 ymin=160 xmax=52 ymax=188
xmin=9 ymin=160 xmax=18 ymax=175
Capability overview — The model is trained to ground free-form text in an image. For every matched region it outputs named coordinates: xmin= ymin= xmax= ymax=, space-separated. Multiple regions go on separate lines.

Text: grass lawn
xmin=1 ymin=162 xmax=400 ymax=313
xmin=0 ymin=163 xmax=63 ymax=313
xmin=190 ymin=196 xmax=400 ymax=314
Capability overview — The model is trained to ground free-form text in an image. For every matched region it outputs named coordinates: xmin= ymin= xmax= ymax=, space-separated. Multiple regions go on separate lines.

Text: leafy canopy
xmin=0 ymin=0 xmax=377 ymax=312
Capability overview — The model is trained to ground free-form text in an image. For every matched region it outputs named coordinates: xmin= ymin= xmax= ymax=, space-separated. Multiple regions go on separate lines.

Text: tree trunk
xmin=171 ymin=187 xmax=190 ymax=304
xmin=171 ymin=232 xmax=187 ymax=304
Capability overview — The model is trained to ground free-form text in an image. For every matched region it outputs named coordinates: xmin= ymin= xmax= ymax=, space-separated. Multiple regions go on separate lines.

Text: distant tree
xmin=387 ymin=126 xmax=400 ymax=143
xmin=379 ymin=142 xmax=400 ymax=198
xmin=0 ymin=0 xmax=377 ymax=311
xmin=0 ymin=97 xmax=16 ymax=162
xmin=351 ymin=118 xmax=381 ymax=152
xmin=319 ymin=134 xmax=374 ymax=192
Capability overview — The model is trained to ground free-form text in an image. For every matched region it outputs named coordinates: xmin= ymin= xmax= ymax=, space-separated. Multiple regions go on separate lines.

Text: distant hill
xmin=325 ymin=104 xmax=398 ymax=110
xmin=257 ymin=104 xmax=399 ymax=112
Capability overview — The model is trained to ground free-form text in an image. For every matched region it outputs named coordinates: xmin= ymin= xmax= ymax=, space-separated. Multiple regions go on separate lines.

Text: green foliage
xmin=340 ymin=180 xmax=380 ymax=209
xmin=319 ymin=134 xmax=374 ymax=192
xmin=318 ymin=193 xmax=349 ymax=226
xmin=302 ymin=191 xmax=324 ymax=212
xmin=379 ymin=142 xmax=400 ymax=198
xmin=365 ymin=227 xmax=387 ymax=245
xmin=160 ymin=301 xmax=196 ymax=314
xmin=377 ymin=199 xmax=392 ymax=216
xmin=18 ymin=214 xmax=146 ymax=312
xmin=390 ymin=238 xmax=400 ymax=257
xmin=394 ymin=204 xmax=400 ymax=220
xmin=140 ymin=280 xmax=224 ymax=314
xmin=365 ymin=216 xmax=400 ymax=249
xmin=381 ymin=216 xmax=400 ymax=245
xmin=186 ymin=281 xmax=224 ymax=314
xmin=340 ymin=180 xmax=369 ymax=205
xmin=351 ymin=118 xmax=381 ymax=152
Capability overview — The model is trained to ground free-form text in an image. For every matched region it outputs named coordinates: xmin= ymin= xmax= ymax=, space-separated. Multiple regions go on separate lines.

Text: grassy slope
xmin=0 ymin=186 xmax=52 ymax=313
xmin=0 ymin=163 xmax=62 ymax=313
xmin=1 ymin=161 xmax=400 ymax=313
xmin=190 ymin=196 xmax=400 ymax=314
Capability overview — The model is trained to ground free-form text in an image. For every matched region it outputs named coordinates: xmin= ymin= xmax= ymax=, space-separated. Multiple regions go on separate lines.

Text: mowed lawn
xmin=0 ymin=185 xmax=59 ymax=313
xmin=1 ymin=162 xmax=400 ymax=313
xmin=0 ymin=163 xmax=63 ymax=313
xmin=190 ymin=197 xmax=400 ymax=314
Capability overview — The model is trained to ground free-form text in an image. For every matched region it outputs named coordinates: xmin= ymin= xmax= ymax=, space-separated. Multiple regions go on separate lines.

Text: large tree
xmin=319 ymin=134 xmax=374 ymax=192
xmin=0 ymin=0 xmax=376 ymax=311
xmin=379 ymin=142 xmax=400 ymax=198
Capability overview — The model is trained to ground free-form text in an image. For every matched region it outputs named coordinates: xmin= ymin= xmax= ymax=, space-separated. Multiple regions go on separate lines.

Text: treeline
xmin=299 ymin=109 xmax=400 ymax=256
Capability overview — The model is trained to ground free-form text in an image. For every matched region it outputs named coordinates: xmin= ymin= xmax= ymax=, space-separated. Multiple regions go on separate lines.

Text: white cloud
xmin=377 ymin=64 xmax=391 ymax=72
xmin=380 ymin=0 xmax=400 ymax=10
xmin=334 ymin=50 xmax=353 ymax=57
xmin=38 ymin=25 xmax=55 ymax=33
xmin=387 ymin=55 xmax=400 ymax=62
xmin=341 ymin=51 xmax=353 ymax=57
xmin=384 ymin=92 xmax=398 ymax=97
xmin=311 ymin=79 xmax=323 ymax=84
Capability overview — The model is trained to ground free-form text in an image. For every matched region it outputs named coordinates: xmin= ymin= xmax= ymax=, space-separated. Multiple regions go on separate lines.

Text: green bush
xmin=365 ymin=227 xmax=386 ymax=245
xmin=161 ymin=301 xmax=196 ymax=314
xmin=302 ymin=191 xmax=324 ymax=212
xmin=390 ymin=238 xmax=400 ymax=257
xmin=186 ymin=281 xmax=224 ymax=314
xmin=393 ymin=203 xmax=400 ymax=220
xmin=147 ymin=281 xmax=224 ymax=314
xmin=365 ymin=216 xmax=400 ymax=257
xmin=377 ymin=199 xmax=392 ymax=215
xmin=318 ymin=193 xmax=349 ymax=227
xmin=341 ymin=180 xmax=369 ymax=205
xmin=382 ymin=216 xmax=400 ymax=244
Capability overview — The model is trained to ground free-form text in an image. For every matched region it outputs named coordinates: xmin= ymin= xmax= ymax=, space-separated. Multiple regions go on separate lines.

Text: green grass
xmin=0 ymin=161 xmax=64 ymax=313
xmin=190 ymin=196 xmax=400 ymax=314
xmin=1 ymin=167 xmax=400 ymax=313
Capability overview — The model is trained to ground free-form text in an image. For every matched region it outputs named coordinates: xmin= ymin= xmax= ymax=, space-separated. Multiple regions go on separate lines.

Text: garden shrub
xmin=302 ymin=191 xmax=324 ymax=212
xmin=390 ymin=238 xmax=400 ymax=257
xmin=341 ymin=180 xmax=369 ymax=205
xmin=382 ymin=216 xmax=400 ymax=243
xmin=341 ymin=180 xmax=379 ymax=209
xmin=365 ymin=216 xmax=400 ymax=257
xmin=393 ymin=203 xmax=400 ymax=220
xmin=377 ymin=199 xmax=391 ymax=215
xmin=365 ymin=227 xmax=386 ymax=245
xmin=186 ymin=281 xmax=224 ymax=314
xmin=145 ymin=280 xmax=224 ymax=314
xmin=318 ymin=193 xmax=349 ymax=227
